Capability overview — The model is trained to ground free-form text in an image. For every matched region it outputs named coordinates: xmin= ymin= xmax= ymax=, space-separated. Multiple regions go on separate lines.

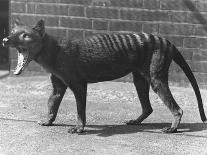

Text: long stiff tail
xmin=173 ymin=47 xmax=207 ymax=122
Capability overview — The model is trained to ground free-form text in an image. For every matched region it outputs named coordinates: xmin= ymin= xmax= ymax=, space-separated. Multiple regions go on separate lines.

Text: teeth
xmin=14 ymin=52 xmax=29 ymax=75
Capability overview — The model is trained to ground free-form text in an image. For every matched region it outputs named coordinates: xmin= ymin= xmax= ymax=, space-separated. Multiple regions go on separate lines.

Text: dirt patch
xmin=0 ymin=76 xmax=207 ymax=154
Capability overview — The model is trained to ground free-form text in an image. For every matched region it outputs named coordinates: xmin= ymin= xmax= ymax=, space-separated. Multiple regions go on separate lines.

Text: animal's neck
xmin=34 ymin=34 xmax=61 ymax=70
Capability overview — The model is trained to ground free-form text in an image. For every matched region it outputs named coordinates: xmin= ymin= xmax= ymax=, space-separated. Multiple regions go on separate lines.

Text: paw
xmin=68 ymin=126 xmax=84 ymax=134
xmin=37 ymin=120 xmax=53 ymax=126
xmin=126 ymin=120 xmax=141 ymax=125
xmin=161 ymin=127 xmax=177 ymax=133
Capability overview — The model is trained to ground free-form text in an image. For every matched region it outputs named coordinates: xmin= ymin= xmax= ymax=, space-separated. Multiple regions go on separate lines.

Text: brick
xmin=11 ymin=15 xmax=59 ymax=27
xmin=170 ymin=12 xmax=189 ymax=23
xmin=93 ymin=20 xmax=108 ymax=30
xmin=161 ymin=0 xmax=196 ymax=11
xmin=193 ymin=49 xmax=207 ymax=61
xmin=69 ymin=5 xmax=85 ymax=17
xmin=159 ymin=24 xmax=195 ymax=36
xmin=27 ymin=3 xmax=36 ymax=13
xmin=43 ymin=17 xmax=59 ymax=27
xmin=120 ymin=9 xmax=170 ymax=21
xmin=187 ymin=12 xmax=207 ymax=25
xmin=142 ymin=23 xmax=159 ymax=34
xmin=193 ymin=72 xmax=207 ymax=86
xmin=191 ymin=61 xmax=207 ymax=73
xmin=84 ymin=30 xmax=95 ymax=38
xmin=11 ymin=0 xmax=27 ymax=2
xmin=109 ymin=21 xmax=142 ymax=32
xmin=86 ymin=7 xmax=119 ymax=19
xmin=198 ymin=38 xmax=207 ymax=49
xmin=67 ymin=29 xmax=84 ymax=40
xmin=90 ymin=0 xmax=112 ymax=7
xmin=109 ymin=0 xmax=143 ymax=8
xmin=89 ymin=0 xmax=142 ymax=8
xmin=195 ymin=25 xmax=207 ymax=37
xmin=16 ymin=0 xmax=91 ymax=4
xmin=46 ymin=28 xmax=67 ymax=38
xmin=184 ymin=37 xmax=207 ymax=49
xmin=183 ymin=37 xmax=199 ymax=49
xmin=36 ymin=4 xmax=68 ymax=15
xmin=143 ymin=0 xmax=160 ymax=9
xmin=60 ymin=0 xmax=91 ymax=5
xmin=11 ymin=2 xmax=26 ymax=13
xmin=60 ymin=17 xmax=92 ymax=29
xmin=26 ymin=0 xmax=60 ymax=3
xmin=182 ymin=0 xmax=198 ymax=12
xmin=169 ymin=61 xmax=183 ymax=73
xmin=120 ymin=9 xmax=140 ymax=20
xmin=178 ymin=48 xmax=193 ymax=61
xmin=169 ymin=71 xmax=190 ymax=86
xmin=196 ymin=2 xmax=207 ymax=12
xmin=163 ymin=36 xmax=184 ymax=47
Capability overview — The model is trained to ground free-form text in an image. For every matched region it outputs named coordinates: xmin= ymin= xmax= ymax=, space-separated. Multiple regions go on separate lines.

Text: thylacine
xmin=3 ymin=19 xmax=206 ymax=133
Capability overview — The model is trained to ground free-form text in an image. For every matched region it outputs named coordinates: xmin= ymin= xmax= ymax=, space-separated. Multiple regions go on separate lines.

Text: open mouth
xmin=14 ymin=49 xmax=31 ymax=75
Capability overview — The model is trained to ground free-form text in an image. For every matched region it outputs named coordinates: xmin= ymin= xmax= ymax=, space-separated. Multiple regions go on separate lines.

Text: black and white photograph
xmin=0 ymin=0 xmax=207 ymax=154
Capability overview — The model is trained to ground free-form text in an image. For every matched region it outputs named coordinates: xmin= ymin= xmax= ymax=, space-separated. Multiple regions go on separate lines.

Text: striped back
xmin=86 ymin=32 xmax=171 ymax=52
xmin=84 ymin=32 xmax=173 ymax=65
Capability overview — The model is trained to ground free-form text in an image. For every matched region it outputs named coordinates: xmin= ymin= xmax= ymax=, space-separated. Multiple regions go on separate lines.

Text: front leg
xmin=68 ymin=81 xmax=87 ymax=134
xmin=38 ymin=74 xmax=67 ymax=126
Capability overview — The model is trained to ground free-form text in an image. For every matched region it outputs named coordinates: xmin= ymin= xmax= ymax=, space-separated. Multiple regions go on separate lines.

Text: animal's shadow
xmin=1 ymin=117 xmax=206 ymax=137
xmin=54 ymin=122 xmax=207 ymax=137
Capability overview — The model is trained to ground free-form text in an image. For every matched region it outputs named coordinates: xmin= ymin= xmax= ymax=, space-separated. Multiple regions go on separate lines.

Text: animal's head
xmin=2 ymin=19 xmax=45 ymax=75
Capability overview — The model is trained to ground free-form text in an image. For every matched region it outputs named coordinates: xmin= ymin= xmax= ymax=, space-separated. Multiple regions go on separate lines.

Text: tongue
xmin=13 ymin=52 xmax=28 ymax=75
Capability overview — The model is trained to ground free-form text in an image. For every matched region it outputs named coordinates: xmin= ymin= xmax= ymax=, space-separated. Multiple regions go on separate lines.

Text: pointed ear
xmin=14 ymin=18 xmax=23 ymax=27
xmin=33 ymin=20 xmax=45 ymax=37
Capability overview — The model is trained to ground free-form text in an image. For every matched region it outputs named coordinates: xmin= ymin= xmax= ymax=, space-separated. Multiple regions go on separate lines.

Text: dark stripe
xmin=109 ymin=34 xmax=120 ymax=51
xmin=130 ymin=34 xmax=142 ymax=51
xmin=99 ymin=34 xmax=113 ymax=52
xmin=167 ymin=39 xmax=173 ymax=54
xmin=111 ymin=34 xmax=123 ymax=51
xmin=149 ymin=34 xmax=156 ymax=51
xmin=127 ymin=34 xmax=137 ymax=51
xmin=86 ymin=38 xmax=94 ymax=48
xmin=91 ymin=36 xmax=100 ymax=48
xmin=139 ymin=32 xmax=148 ymax=42
xmin=153 ymin=35 xmax=160 ymax=50
xmin=125 ymin=34 xmax=135 ymax=51
xmin=158 ymin=36 xmax=164 ymax=53
xmin=162 ymin=38 xmax=171 ymax=67
xmin=139 ymin=33 xmax=149 ymax=64
xmin=105 ymin=34 xmax=117 ymax=52
xmin=117 ymin=34 xmax=128 ymax=57
xmin=96 ymin=35 xmax=108 ymax=52
xmin=166 ymin=39 xmax=172 ymax=57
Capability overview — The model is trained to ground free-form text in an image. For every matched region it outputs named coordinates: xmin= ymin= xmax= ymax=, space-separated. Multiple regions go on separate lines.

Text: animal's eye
xmin=22 ymin=33 xmax=27 ymax=38
xmin=20 ymin=33 xmax=31 ymax=41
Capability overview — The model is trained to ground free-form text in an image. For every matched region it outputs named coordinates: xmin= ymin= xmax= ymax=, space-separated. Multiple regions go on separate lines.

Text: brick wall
xmin=10 ymin=0 xmax=207 ymax=86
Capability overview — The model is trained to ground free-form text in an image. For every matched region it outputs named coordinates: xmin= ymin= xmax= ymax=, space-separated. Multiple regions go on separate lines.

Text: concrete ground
xmin=0 ymin=76 xmax=207 ymax=155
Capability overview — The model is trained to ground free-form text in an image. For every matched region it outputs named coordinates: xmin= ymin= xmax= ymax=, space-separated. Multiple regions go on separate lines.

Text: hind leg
xmin=150 ymin=49 xmax=183 ymax=133
xmin=151 ymin=76 xmax=183 ymax=133
xmin=126 ymin=72 xmax=153 ymax=125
